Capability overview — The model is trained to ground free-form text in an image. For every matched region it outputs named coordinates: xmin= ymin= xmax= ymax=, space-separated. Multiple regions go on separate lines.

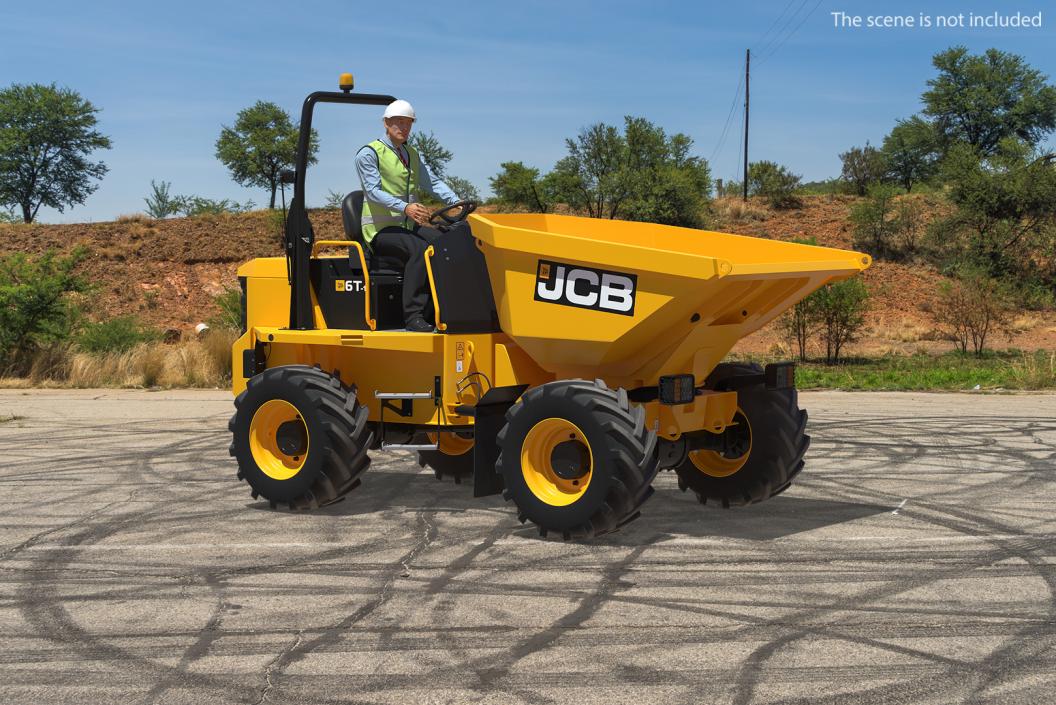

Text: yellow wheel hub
xmin=427 ymin=431 xmax=474 ymax=456
xmin=520 ymin=418 xmax=592 ymax=506
xmin=249 ymin=399 xmax=309 ymax=480
xmin=689 ymin=410 xmax=751 ymax=478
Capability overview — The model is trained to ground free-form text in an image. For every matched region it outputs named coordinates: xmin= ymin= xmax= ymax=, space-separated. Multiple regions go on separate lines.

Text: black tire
xmin=496 ymin=379 xmax=659 ymax=540
xmin=417 ymin=431 xmax=474 ymax=483
xmin=674 ymin=363 xmax=809 ymax=507
xmin=229 ymin=365 xmax=373 ymax=509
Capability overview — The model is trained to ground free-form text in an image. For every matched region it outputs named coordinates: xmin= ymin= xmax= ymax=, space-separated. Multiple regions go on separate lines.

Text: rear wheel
xmin=229 ymin=365 xmax=372 ymax=509
xmin=418 ymin=431 xmax=474 ymax=483
xmin=496 ymin=380 xmax=658 ymax=539
xmin=674 ymin=365 xmax=808 ymax=507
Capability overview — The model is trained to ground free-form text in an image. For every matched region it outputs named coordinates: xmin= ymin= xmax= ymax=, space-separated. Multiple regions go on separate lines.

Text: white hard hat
xmin=383 ymin=99 xmax=416 ymax=121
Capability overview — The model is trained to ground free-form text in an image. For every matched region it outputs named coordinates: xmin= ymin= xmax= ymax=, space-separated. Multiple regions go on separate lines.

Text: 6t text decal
xmin=534 ymin=260 xmax=637 ymax=316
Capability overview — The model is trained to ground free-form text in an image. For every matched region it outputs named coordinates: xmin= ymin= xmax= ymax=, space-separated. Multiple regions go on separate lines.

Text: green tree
xmin=747 ymin=161 xmax=802 ymax=209
xmin=143 ymin=180 xmax=186 ymax=218
xmin=545 ymin=117 xmax=710 ymax=226
xmin=444 ymin=175 xmax=480 ymax=202
xmin=850 ymin=184 xmax=901 ymax=258
xmin=881 ymin=117 xmax=939 ymax=192
xmin=0 ymin=84 xmax=112 ymax=223
xmin=409 ymin=131 xmax=453 ymax=178
xmin=839 ymin=143 xmax=888 ymax=196
xmin=934 ymin=268 xmax=1011 ymax=355
xmin=936 ymin=139 xmax=1056 ymax=278
xmin=813 ymin=278 xmax=869 ymax=364
xmin=490 ymin=161 xmax=550 ymax=212
xmin=778 ymin=239 xmax=821 ymax=360
xmin=923 ymin=46 xmax=1056 ymax=156
xmin=0 ymin=248 xmax=87 ymax=375
xmin=215 ymin=101 xmax=317 ymax=209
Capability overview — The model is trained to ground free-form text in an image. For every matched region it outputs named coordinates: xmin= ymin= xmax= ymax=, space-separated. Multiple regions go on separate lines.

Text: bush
xmin=850 ymin=185 xmax=900 ymax=258
xmin=324 ymin=189 xmax=344 ymax=209
xmin=934 ymin=270 xmax=1011 ymax=355
xmin=0 ymin=248 xmax=87 ymax=375
xmin=77 ymin=316 xmax=160 ymax=354
xmin=813 ymin=278 xmax=869 ymax=363
xmin=180 ymin=196 xmax=255 ymax=216
xmin=445 ymin=175 xmax=480 ymax=203
xmin=143 ymin=179 xmax=185 ymax=218
xmin=747 ymin=161 xmax=802 ymax=209
xmin=839 ymin=143 xmax=888 ymax=196
xmin=778 ymin=238 xmax=821 ymax=360
xmin=208 ymin=287 xmax=243 ymax=332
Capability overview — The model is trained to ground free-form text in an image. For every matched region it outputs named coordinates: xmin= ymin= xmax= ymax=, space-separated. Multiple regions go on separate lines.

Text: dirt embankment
xmin=1 ymin=198 xmax=1053 ymax=353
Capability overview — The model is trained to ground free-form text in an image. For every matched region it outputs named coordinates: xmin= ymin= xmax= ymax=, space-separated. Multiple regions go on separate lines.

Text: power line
xmin=754 ymin=0 xmax=799 ymax=53
xmin=759 ymin=0 xmax=825 ymax=63
xmin=708 ymin=58 xmax=746 ymax=166
xmin=757 ymin=0 xmax=810 ymax=57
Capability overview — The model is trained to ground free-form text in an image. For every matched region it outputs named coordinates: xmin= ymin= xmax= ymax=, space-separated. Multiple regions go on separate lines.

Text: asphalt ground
xmin=0 ymin=389 xmax=1053 ymax=705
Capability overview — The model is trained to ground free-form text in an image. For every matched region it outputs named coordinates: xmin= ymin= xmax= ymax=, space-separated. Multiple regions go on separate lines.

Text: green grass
xmin=733 ymin=350 xmax=1056 ymax=391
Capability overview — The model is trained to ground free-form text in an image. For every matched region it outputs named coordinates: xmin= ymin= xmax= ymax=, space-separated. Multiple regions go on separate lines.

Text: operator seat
xmin=340 ymin=191 xmax=404 ymax=274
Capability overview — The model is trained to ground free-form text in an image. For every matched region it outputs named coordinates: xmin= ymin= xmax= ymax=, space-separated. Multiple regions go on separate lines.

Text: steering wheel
xmin=428 ymin=200 xmax=477 ymax=228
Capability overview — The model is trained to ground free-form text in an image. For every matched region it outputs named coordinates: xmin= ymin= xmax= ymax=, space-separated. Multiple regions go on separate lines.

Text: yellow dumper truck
xmin=227 ymin=77 xmax=871 ymax=539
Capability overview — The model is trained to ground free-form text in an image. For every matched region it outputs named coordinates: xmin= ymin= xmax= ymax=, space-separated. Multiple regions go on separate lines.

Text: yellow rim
xmin=249 ymin=399 xmax=309 ymax=480
xmin=520 ymin=418 xmax=592 ymax=506
xmin=689 ymin=410 xmax=751 ymax=478
xmin=427 ymin=431 xmax=474 ymax=456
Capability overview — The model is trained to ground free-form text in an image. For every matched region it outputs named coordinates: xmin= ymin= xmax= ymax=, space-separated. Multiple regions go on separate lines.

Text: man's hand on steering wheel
xmin=404 ymin=202 xmax=432 ymax=226
xmin=428 ymin=200 xmax=477 ymax=229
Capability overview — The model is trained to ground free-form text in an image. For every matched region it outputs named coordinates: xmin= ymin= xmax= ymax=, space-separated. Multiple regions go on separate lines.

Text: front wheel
xmin=496 ymin=380 xmax=658 ymax=540
xmin=674 ymin=368 xmax=808 ymax=507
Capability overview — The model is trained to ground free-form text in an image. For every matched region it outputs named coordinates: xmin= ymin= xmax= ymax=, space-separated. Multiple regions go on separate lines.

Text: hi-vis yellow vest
xmin=361 ymin=140 xmax=421 ymax=245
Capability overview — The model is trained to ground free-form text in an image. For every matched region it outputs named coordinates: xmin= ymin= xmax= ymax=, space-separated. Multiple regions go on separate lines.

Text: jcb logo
xmin=534 ymin=259 xmax=636 ymax=316
xmin=334 ymin=279 xmax=365 ymax=293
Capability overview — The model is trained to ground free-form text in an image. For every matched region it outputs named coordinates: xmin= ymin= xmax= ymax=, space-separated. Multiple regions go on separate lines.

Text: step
xmin=375 ymin=391 xmax=434 ymax=400
xmin=381 ymin=443 xmax=440 ymax=451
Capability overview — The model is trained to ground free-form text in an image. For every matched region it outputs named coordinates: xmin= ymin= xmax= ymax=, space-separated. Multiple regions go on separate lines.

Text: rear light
xmin=659 ymin=374 xmax=695 ymax=405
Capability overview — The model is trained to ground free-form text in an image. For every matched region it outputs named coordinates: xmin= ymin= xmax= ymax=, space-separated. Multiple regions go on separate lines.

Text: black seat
xmin=341 ymin=191 xmax=404 ymax=273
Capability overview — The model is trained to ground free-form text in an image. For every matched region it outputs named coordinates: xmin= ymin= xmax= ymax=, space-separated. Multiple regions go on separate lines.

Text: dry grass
xmin=710 ymin=196 xmax=768 ymax=224
xmin=115 ymin=213 xmax=153 ymax=224
xmin=871 ymin=316 xmax=945 ymax=343
xmin=1010 ymin=313 xmax=1042 ymax=334
xmin=2 ymin=328 xmax=239 ymax=389
xmin=1010 ymin=351 xmax=1056 ymax=389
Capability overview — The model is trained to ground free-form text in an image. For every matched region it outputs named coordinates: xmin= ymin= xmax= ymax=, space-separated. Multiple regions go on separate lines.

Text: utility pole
xmin=743 ymin=48 xmax=750 ymax=202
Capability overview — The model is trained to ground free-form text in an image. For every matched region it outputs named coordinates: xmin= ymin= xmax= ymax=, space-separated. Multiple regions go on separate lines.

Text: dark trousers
xmin=372 ymin=224 xmax=444 ymax=321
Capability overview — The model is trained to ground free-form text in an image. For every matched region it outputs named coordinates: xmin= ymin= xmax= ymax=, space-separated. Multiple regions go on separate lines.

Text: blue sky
xmin=2 ymin=0 xmax=1054 ymax=223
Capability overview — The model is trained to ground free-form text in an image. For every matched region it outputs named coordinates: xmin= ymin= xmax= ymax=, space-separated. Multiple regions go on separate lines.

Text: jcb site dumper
xmin=228 ymin=77 xmax=872 ymax=539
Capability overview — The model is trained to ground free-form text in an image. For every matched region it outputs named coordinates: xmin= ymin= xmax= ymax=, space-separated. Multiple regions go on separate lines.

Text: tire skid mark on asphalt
xmin=3 ymin=403 xmax=1055 ymax=704
xmin=727 ymin=413 xmax=1055 ymax=705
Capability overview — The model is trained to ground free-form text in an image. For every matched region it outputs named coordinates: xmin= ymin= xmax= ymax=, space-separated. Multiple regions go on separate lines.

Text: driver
xmin=355 ymin=99 xmax=461 ymax=333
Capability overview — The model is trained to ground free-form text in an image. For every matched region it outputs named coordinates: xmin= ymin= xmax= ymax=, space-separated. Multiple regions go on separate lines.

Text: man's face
xmin=384 ymin=116 xmax=414 ymax=144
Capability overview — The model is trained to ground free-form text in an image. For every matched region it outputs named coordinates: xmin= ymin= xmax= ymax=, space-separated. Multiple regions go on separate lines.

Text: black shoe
xmin=405 ymin=316 xmax=434 ymax=333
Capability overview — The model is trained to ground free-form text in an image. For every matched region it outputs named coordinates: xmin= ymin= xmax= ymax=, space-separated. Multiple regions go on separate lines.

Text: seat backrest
xmin=341 ymin=191 xmax=371 ymax=265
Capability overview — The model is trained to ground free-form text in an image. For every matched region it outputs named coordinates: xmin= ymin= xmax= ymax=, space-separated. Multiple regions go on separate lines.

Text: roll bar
xmin=286 ymin=91 xmax=396 ymax=330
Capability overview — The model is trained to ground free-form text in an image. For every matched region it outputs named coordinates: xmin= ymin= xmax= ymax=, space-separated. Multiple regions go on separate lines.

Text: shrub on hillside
xmin=747 ymin=161 xmax=802 ymax=209
xmin=144 ymin=180 xmax=185 ymax=218
xmin=208 ymin=287 xmax=243 ymax=332
xmin=180 ymin=196 xmax=255 ymax=217
xmin=0 ymin=249 xmax=87 ymax=375
xmin=934 ymin=270 xmax=1011 ymax=356
xmin=850 ymin=185 xmax=901 ymax=258
xmin=77 ymin=316 xmax=161 ymax=354
xmin=813 ymin=278 xmax=870 ymax=364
